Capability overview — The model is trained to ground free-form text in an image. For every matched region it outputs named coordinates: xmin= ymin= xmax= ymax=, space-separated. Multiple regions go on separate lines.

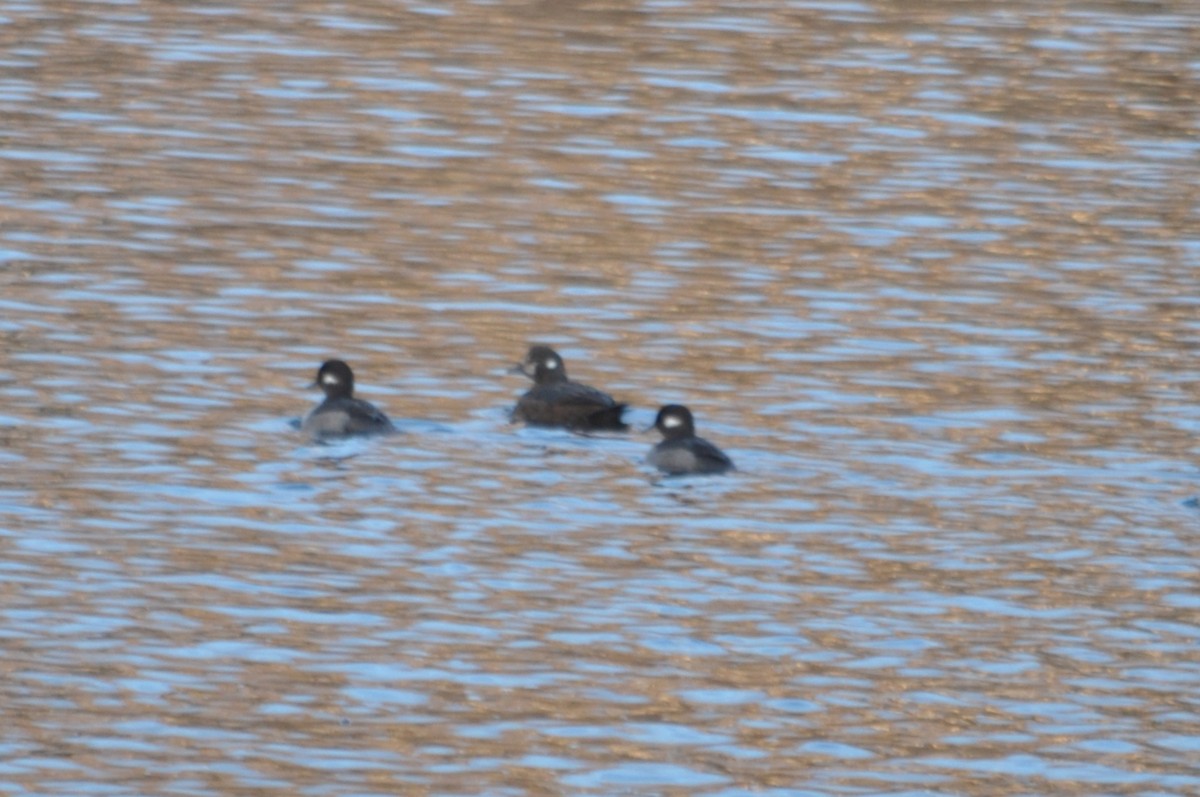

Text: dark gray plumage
xmin=648 ymin=404 xmax=733 ymax=475
xmin=511 ymin=346 xmax=628 ymax=432
xmin=302 ymin=359 xmax=395 ymax=439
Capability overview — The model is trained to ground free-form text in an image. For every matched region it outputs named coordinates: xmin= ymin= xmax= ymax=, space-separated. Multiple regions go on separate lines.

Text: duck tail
xmin=585 ymin=403 xmax=629 ymax=432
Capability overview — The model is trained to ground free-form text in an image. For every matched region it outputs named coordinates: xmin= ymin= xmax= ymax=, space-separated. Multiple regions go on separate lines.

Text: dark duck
xmin=511 ymin=345 xmax=628 ymax=432
xmin=647 ymin=404 xmax=734 ymax=475
xmin=302 ymin=359 xmax=395 ymax=439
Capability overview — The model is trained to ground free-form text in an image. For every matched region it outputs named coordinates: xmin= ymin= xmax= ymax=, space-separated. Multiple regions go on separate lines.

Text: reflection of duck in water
xmin=648 ymin=404 xmax=734 ymax=476
xmin=511 ymin=346 xmax=628 ymax=432
xmin=302 ymin=359 xmax=395 ymax=439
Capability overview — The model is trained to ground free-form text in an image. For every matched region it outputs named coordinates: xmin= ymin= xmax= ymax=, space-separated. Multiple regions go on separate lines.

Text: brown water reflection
xmin=2 ymin=0 xmax=1199 ymax=794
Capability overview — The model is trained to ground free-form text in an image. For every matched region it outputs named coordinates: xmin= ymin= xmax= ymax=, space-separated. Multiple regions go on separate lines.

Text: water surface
xmin=2 ymin=0 xmax=1198 ymax=794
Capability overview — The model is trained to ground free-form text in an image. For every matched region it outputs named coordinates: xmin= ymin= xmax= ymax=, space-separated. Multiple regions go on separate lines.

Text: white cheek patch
xmin=543 ymin=359 xmax=558 ymax=370
xmin=322 ymin=372 xmax=340 ymax=385
xmin=662 ymin=415 xmax=684 ymax=429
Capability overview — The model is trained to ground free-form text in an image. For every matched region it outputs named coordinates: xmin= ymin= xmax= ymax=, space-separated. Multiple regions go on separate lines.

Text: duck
xmin=302 ymin=359 xmax=395 ymax=438
xmin=648 ymin=404 xmax=734 ymax=475
xmin=511 ymin=345 xmax=628 ymax=432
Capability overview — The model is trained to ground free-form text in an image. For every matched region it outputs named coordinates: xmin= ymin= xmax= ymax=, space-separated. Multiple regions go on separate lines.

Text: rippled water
xmin=2 ymin=0 xmax=1199 ymax=794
